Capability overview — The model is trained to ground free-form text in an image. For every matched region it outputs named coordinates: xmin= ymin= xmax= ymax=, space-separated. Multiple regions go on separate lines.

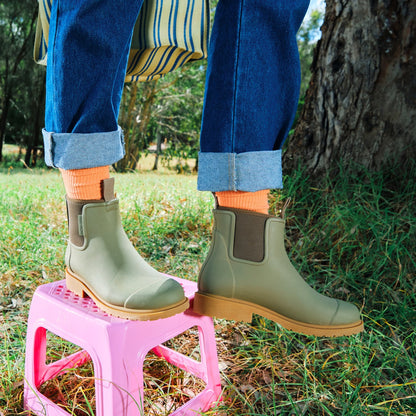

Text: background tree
xmin=284 ymin=0 xmax=416 ymax=180
xmin=149 ymin=62 xmax=206 ymax=172
xmin=115 ymin=59 xmax=206 ymax=172
xmin=0 ymin=1 xmax=44 ymax=164
xmin=115 ymin=81 xmax=158 ymax=172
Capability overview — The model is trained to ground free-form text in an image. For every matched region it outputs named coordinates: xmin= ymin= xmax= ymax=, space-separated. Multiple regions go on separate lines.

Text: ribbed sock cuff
xmin=215 ymin=190 xmax=270 ymax=214
xmin=60 ymin=166 xmax=110 ymax=200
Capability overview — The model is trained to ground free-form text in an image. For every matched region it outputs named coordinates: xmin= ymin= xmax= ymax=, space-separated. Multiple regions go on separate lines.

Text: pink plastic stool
xmin=24 ymin=276 xmax=222 ymax=416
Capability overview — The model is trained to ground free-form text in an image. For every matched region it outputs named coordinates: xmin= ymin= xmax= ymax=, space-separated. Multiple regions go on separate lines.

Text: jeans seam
xmin=51 ymin=0 xmax=60 ymax=130
xmin=231 ymin=0 xmax=244 ymax=153
xmin=232 ymin=153 xmax=236 ymax=190
xmin=228 ymin=154 xmax=232 ymax=190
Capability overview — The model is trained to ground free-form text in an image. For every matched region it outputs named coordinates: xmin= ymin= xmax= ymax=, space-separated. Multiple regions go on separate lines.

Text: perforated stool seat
xmin=24 ymin=277 xmax=222 ymax=416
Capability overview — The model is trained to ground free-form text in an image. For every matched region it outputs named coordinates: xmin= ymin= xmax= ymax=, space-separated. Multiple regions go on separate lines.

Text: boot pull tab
xmin=78 ymin=215 xmax=84 ymax=237
xmin=102 ymin=177 xmax=115 ymax=201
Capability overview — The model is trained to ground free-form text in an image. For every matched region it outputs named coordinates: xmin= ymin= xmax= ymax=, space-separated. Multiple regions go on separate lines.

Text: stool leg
xmin=93 ymin=340 xmax=145 ymax=416
xmin=28 ymin=326 xmax=48 ymax=387
xmin=24 ymin=324 xmax=47 ymax=413
xmin=149 ymin=315 xmax=222 ymax=415
xmin=198 ymin=316 xmax=222 ymax=400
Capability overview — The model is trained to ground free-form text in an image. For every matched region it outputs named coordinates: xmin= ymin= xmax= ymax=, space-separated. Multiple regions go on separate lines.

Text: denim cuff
xmin=197 ymin=150 xmax=283 ymax=191
xmin=42 ymin=127 xmax=125 ymax=169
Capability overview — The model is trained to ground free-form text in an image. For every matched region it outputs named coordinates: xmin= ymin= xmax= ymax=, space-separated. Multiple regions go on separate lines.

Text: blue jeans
xmin=44 ymin=0 xmax=310 ymax=191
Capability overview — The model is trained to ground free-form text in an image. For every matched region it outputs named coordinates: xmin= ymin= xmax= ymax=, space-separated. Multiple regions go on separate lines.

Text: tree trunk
xmin=115 ymin=81 xmax=158 ymax=172
xmin=0 ymin=93 xmax=11 ymax=162
xmin=114 ymin=82 xmax=139 ymax=172
xmin=284 ymin=0 xmax=416 ymax=180
xmin=152 ymin=129 xmax=162 ymax=170
xmin=25 ymin=74 xmax=46 ymax=167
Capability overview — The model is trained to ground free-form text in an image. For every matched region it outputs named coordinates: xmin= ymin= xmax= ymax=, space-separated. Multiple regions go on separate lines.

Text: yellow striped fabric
xmin=34 ymin=0 xmax=209 ymax=82
xmin=33 ymin=0 xmax=51 ymax=66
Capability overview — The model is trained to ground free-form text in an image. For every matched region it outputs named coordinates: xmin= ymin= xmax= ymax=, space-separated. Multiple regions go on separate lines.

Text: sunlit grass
xmin=1 ymin=161 xmax=415 ymax=415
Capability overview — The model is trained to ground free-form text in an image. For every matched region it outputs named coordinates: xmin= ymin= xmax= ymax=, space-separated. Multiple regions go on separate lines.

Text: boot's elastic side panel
xmin=218 ymin=207 xmax=272 ymax=262
xmin=233 ymin=210 xmax=268 ymax=262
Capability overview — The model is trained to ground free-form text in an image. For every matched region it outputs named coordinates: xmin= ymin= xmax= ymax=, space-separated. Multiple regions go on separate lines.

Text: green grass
xmin=1 ymin=161 xmax=415 ymax=415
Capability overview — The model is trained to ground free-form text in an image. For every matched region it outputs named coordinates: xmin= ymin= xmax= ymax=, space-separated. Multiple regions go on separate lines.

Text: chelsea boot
xmin=65 ymin=178 xmax=189 ymax=320
xmin=193 ymin=207 xmax=363 ymax=336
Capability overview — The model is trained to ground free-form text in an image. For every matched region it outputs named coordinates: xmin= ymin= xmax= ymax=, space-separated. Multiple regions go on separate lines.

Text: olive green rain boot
xmin=65 ymin=178 xmax=189 ymax=320
xmin=193 ymin=207 xmax=364 ymax=336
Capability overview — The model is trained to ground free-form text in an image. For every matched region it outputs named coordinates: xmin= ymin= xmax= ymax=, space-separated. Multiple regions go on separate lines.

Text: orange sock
xmin=215 ymin=190 xmax=270 ymax=215
xmin=60 ymin=166 xmax=110 ymax=200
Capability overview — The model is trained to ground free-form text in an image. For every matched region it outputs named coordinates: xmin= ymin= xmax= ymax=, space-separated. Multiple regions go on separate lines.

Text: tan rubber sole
xmin=65 ymin=268 xmax=189 ymax=321
xmin=193 ymin=292 xmax=364 ymax=337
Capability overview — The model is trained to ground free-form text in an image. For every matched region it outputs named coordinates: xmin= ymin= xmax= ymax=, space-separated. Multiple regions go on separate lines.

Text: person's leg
xmin=44 ymin=0 xmax=133 ymax=199
xmin=43 ymin=0 xmax=188 ymax=319
xmin=194 ymin=0 xmax=363 ymax=336
xmin=198 ymin=0 xmax=309 ymax=194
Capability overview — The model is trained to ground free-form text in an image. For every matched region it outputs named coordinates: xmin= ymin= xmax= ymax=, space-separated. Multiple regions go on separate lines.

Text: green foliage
xmin=0 ymin=1 xmax=45 ymax=164
xmin=115 ymin=81 xmax=157 ymax=172
xmin=151 ymin=62 xmax=206 ymax=157
xmin=116 ymin=59 xmax=206 ymax=172
xmin=0 ymin=146 xmax=47 ymax=174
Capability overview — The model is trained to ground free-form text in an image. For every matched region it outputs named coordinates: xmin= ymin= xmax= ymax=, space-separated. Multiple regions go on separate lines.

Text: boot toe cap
xmin=330 ymin=300 xmax=361 ymax=325
xmin=124 ymin=278 xmax=186 ymax=310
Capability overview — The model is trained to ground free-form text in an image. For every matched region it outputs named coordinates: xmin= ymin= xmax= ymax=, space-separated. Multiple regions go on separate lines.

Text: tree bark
xmin=284 ymin=0 xmax=416 ymax=179
xmin=0 ymin=92 xmax=11 ymax=162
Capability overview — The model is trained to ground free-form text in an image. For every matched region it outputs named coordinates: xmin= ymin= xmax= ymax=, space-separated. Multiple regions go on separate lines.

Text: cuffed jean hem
xmin=197 ymin=150 xmax=283 ymax=192
xmin=42 ymin=127 xmax=125 ymax=169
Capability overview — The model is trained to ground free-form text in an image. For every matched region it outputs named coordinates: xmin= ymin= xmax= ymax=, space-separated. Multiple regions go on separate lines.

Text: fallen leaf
xmin=239 ymin=384 xmax=254 ymax=393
